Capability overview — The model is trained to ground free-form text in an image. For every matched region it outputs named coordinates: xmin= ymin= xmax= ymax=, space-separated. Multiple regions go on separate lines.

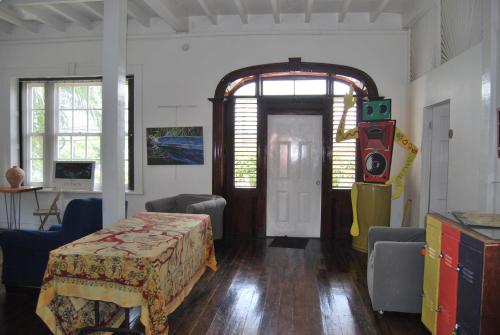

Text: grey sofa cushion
xmin=145 ymin=194 xmax=226 ymax=240
xmin=367 ymin=227 xmax=426 ymax=314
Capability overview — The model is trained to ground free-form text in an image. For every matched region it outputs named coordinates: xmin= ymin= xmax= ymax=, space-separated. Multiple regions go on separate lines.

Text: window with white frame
xmin=21 ymin=77 xmax=134 ymax=190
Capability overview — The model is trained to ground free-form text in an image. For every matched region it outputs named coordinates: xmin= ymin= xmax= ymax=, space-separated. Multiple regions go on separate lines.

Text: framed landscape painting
xmin=147 ymin=127 xmax=204 ymax=165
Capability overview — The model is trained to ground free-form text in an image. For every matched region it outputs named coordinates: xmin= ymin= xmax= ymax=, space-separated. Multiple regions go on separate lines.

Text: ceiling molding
xmin=338 ymin=0 xmax=352 ymax=23
xmin=270 ymin=0 xmax=280 ymax=24
xmin=47 ymin=4 xmax=93 ymax=30
xmin=197 ymin=0 xmax=217 ymax=25
xmin=79 ymin=2 xmax=104 ymax=19
xmin=0 ymin=7 xmax=41 ymax=32
xmin=305 ymin=0 xmax=314 ymax=23
xmin=402 ymin=0 xmax=436 ymax=28
xmin=19 ymin=5 xmax=69 ymax=31
xmin=233 ymin=0 xmax=248 ymax=24
xmin=143 ymin=0 xmax=188 ymax=32
xmin=127 ymin=1 xmax=151 ymax=28
xmin=0 ymin=19 xmax=14 ymax=34
xmin=370 ymin=0 xmax=391 ymax=23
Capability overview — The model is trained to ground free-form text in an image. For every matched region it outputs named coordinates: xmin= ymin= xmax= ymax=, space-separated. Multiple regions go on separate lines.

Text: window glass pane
xmin=73 ymin=110 xmax=88 ymax=132
xmin=262 ymin=80 xmax=294 ymax=95
xmin=94 ymin=161 xmax=101 ymax=186
xmin=295 ymin=79 xmax=327 ymax=95
xmin=32 ymin=109 xmax=45 ymax=133
xmin=87 ymin=136 xmax=100 ymax=160
xmin=31 ymin=159 xmax=43 ymax=183
xmin=124 ymin=84 xmax=129 ymax=110
xmin=234 ymin=82 xmax=256 ymax=96
xmin=234 ymin=98 xmax=258 ymax=188
xmin=73 ymin=86 xmax=88 ymax=109
xmin=72 ymin=136 xmax=86 ymax=159
xmin=334 ymin=81 xmax=353 ymax=96
xmin=59 ymin=110 xmax=72 ymax=132
xmin=124 ymin=110 xmax=129 ymax=132
xmin=124 ymin=160 xmax=129 ymax=186
xmin=31 ymin=136 xmax=44 ymax=159
xmin=57 ymin=136 xmax=71 ymax=159
xmin=332 ymin=95 xmax=356 ymax=189
xmin=88 ymin=110 xmax=102 ymax=133
xmin=32 ymin=86 xmax=45 ymax=110
xmin=124 ymin=135 xmax=129 ymax=159
xmin=88 ymin=85 xmax=102 ymax=109
xmin=59 ymin=86 xmax=73 ymax=109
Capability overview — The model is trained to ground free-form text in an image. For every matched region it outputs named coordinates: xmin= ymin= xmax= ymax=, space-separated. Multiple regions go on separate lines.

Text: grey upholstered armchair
xmin=145 ymin=194 xmax=226 ymax=240
xmin=367 ymin=226 xmax=426 ymax=314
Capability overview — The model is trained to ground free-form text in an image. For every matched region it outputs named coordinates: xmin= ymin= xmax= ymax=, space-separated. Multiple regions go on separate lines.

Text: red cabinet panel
xmin=437 ymin=223 xmax=460 ymax=335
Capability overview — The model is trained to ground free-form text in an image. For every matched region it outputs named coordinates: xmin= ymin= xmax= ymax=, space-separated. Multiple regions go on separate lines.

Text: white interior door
xmin=266 ymin=115 xmax=322 ymax=238
xmin=428 ymin=103 xmax=450 ymax=213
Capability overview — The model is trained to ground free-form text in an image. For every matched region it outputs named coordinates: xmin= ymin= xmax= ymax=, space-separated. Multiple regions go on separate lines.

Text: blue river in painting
xmin=154 ymin=136 xmax=204 ymax=164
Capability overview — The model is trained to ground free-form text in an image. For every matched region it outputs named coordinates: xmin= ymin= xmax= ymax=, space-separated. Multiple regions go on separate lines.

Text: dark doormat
xmin=269 ymin=236 xmax=309 ymax=249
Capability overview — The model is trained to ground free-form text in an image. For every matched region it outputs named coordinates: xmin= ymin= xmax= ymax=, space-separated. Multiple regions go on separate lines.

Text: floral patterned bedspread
xmin=36 ymin=212 xmax=217 ymax=335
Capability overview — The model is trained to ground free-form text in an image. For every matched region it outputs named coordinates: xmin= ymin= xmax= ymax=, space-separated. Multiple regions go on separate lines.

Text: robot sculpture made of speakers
xmin=336 ymin=90 xmax=418 ymax=251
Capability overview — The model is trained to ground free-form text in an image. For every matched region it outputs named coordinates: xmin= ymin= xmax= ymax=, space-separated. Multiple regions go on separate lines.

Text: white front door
xmin=266 ymin=115 xmax=322 ymax=238
xmin=428 ymin=103 xmax=450 ymax=212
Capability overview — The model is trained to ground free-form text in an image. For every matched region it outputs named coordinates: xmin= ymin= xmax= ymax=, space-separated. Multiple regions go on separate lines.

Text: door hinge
xmin=448 ymin=129 xmax=453 ymax=139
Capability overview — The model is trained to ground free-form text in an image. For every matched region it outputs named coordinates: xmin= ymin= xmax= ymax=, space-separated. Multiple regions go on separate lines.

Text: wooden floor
xmin=0 ymin=239 xmax=429 ymax=335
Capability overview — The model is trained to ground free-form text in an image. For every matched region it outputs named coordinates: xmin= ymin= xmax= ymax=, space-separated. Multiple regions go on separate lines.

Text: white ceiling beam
xmin=370 ymin=0 xmax=390 ymax=23
xmin=305 ymin=0 xmax=314 ymax=23
xmin=338 ymin=0 xmax=351 ymax=23
xmin=0 ymin=20 xmax=14 ymax=34
xmin=46 ymin=4 xmax=93 ymax=30
xmin=127 ymin=0 xmax=151 ymax=27
xmin=197 ymin=0 xmax=217 ymax=25
xmin=20 ymin=5 xmax=69 ymax=31
xmin=270 ymin=0 xmax=280 ymax=24
xmin=233 ymin=0 xmax=248 ymax=24
xmin=79 ymin=2 xmax=104 ymax=19
xmin=143 ymin=0 xmax=188 ymax=32
xmin=0 ymin=7 xmax=41 ymax=32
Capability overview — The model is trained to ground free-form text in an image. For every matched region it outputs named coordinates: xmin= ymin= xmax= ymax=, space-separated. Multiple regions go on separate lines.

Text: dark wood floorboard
xmin=0 ymin=239 xmax=429 ymax=335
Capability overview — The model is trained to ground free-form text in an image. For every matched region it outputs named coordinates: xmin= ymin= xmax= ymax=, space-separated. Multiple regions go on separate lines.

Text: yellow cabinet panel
xmin=422 ymin=215 xmax=442 ymax=334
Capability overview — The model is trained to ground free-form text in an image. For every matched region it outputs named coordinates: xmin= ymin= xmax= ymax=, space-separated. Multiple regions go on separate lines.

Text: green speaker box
xmin=361 ymin=99 xmax=392 ymax=121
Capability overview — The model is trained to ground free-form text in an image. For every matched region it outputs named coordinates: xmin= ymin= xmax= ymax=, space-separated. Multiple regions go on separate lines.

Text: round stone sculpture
xmin=5 ymin=166 xmax=25 ymax=188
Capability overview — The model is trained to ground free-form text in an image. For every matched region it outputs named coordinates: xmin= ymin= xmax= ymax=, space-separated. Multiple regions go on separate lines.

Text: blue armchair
xmin=0 ymin=198 xmax=103 ymax=287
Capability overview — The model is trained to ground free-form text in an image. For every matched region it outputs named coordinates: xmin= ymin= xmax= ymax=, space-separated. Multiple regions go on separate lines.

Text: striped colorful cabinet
xmin=422 ymin=213 xmax=500 ymax=335
xmin=422 ymin=216 xmax=442 ymax=333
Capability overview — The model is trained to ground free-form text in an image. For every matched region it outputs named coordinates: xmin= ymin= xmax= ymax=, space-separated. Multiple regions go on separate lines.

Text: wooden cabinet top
xmin=428 ymin=212 xmax=500 ymax=244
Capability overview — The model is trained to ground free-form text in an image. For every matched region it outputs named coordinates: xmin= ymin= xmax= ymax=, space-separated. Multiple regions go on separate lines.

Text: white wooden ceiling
xmin=0 ymin=0 xmax=425 ymax=35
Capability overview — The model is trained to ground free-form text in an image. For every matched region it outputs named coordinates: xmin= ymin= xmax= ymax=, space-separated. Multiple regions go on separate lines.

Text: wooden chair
xmin=33 ymin=192 xmax=62 ymax=230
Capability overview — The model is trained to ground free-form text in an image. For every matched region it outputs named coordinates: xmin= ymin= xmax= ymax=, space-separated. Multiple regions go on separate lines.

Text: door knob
xmin=316 ymin=180 xmax=320 ymax=185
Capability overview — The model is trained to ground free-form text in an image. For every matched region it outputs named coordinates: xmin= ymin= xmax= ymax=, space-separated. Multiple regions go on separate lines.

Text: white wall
xmin=0 ymin=30 xmax=409 ymax=229
xmin=407 ymin=44 xmax=483 ymax=227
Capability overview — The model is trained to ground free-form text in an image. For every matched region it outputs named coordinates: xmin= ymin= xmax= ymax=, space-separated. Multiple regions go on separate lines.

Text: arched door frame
xmin=211 ymin=58 xmax=379 ymax=239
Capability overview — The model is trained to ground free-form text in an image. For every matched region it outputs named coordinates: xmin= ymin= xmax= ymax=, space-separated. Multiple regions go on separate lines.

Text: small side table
xmin=0 ymin=186 xmax=43 ymax=230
